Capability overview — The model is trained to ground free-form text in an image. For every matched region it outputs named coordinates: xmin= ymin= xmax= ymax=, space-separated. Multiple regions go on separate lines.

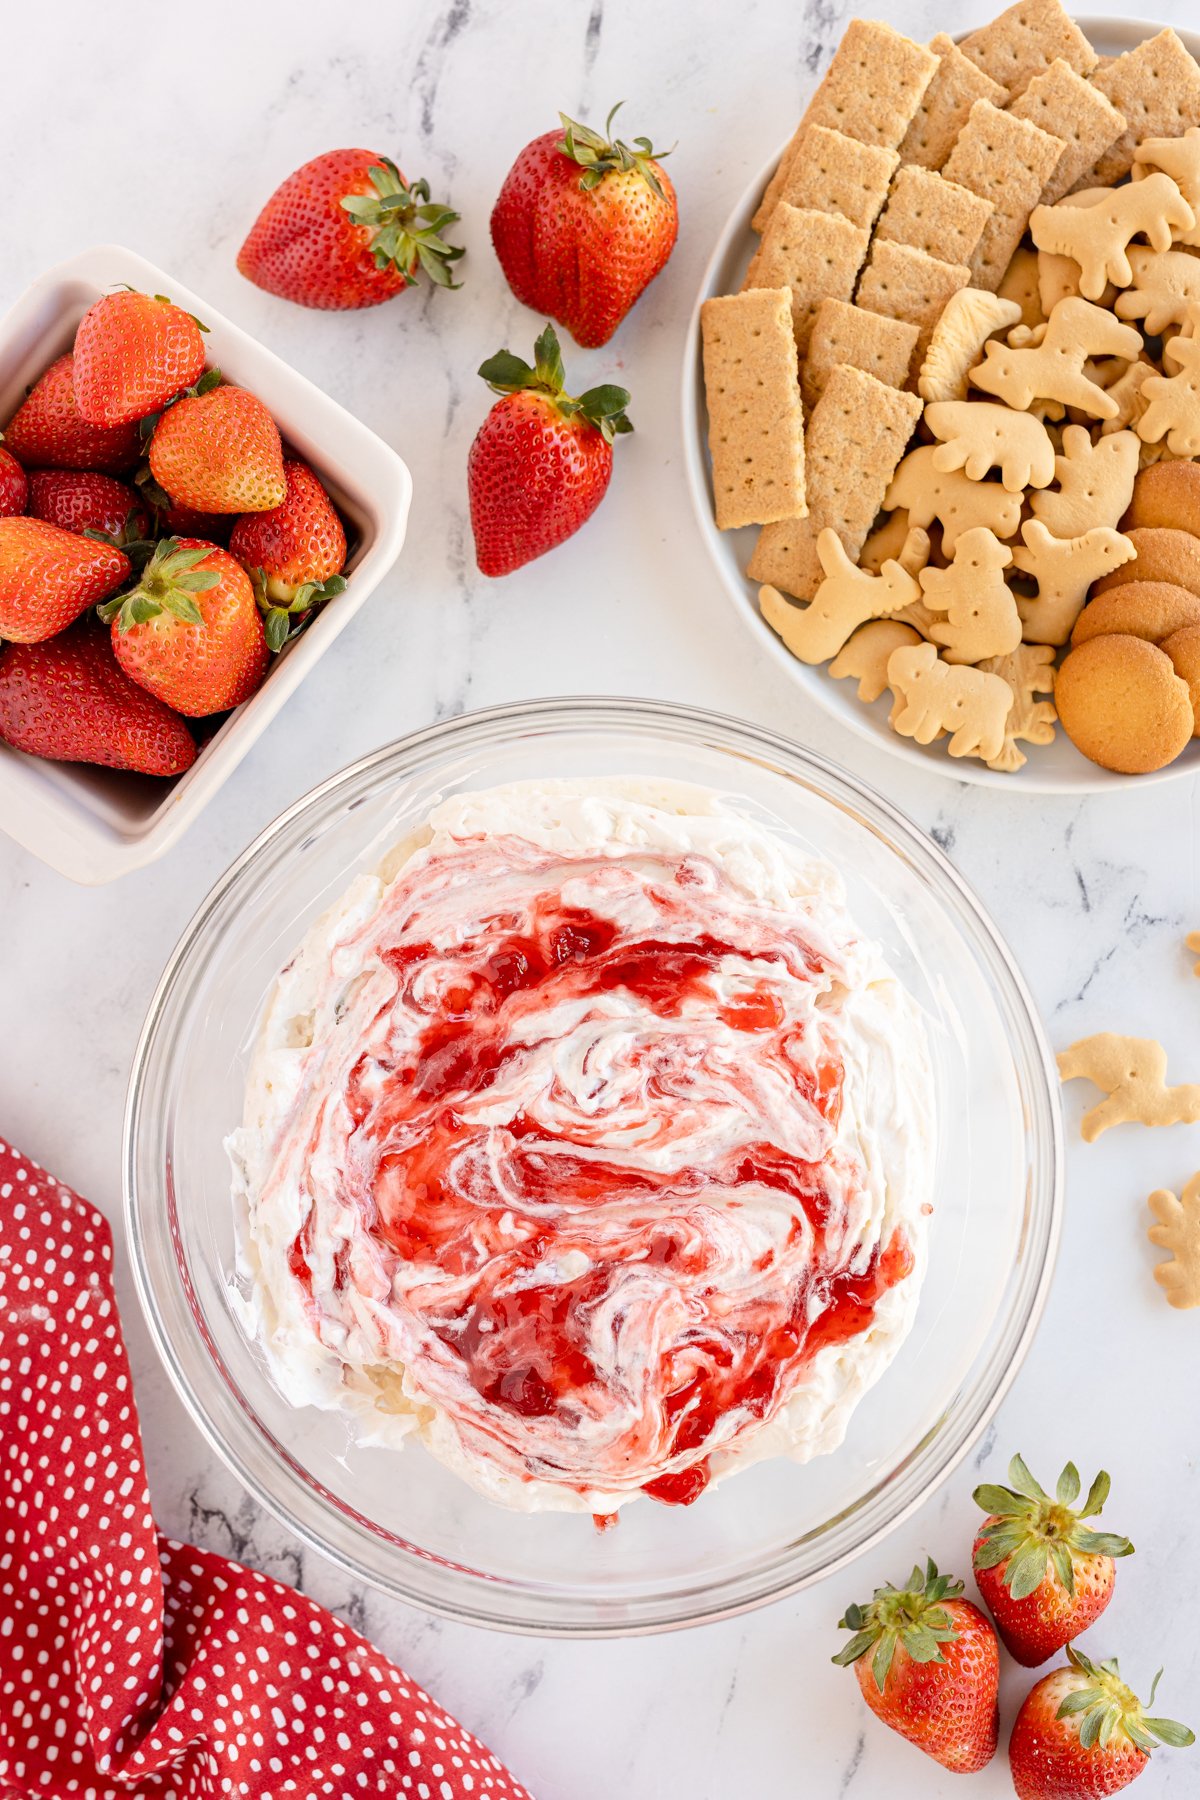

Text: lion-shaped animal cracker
xmin=969 ymin=297 xmax=1140 ymax=418
xmin=886 ymin=641 xmax=1013 ymax=763
xmin=1031 ymin=172 xmax=1195 ymax=300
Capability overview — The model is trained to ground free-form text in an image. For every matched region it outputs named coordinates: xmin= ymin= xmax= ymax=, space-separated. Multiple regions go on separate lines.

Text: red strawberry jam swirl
xmin=253 ymin=824 xmax=917 ymax=1509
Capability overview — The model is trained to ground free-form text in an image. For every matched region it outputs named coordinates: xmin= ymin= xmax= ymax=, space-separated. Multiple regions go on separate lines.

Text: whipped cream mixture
xmin=230 ymin=780 xmax=935 ymax=1514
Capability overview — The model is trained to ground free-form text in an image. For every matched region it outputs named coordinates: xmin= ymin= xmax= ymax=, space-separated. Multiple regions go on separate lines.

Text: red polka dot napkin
xmin=0 ymin=1138 xmax=535 ymax=1799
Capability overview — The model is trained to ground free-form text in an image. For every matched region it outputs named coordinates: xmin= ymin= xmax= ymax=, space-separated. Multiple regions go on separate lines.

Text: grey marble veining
xmin=2 ymin=2 xmax=1200 ymax=1795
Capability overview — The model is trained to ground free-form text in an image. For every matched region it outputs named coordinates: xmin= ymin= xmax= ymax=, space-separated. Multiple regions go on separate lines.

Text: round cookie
xmin=1091 ymin=528 xmax=1200 ymax=600
xmin=1122 ymin=461 xmax=1200 ymax=534
xmin=1071 ymin=580 xmax=1200 ymax=647
xmin=1162 ymin=623 xmax=1200 ymax=738
xmin=1056 ymin=634 xmax=1194 ymax=774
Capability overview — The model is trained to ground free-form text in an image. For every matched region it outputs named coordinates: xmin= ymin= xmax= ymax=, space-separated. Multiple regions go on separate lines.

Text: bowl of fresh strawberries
xmin=0 ymin=245 xmax=411 ymax=883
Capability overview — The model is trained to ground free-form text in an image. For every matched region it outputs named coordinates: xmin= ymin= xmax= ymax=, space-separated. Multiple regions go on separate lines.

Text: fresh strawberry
xmin=491 ymin=105 xmax=678 ymax=348
xmin=133 ymin=467 xmax=231 ymax=544
xmin=72 ymin=291 xmax=207 ymax=426
xmin=149 ymin=384 xmax=285 ymax=515
xmin=1010 ymin=1647 xmax=1193 ymax=1799
xmin=229 ymin=459 xmax=347 ymax=648
xmin=0 ymin=625 xmax=195 ymax=775
xmin=101 ymin=537 xmax=268 ymax=716
xmin=834 ymin=1559 xmax=999 ymax=1773
xmin=0 ymin=445 xmax=27 ymax=516
xmin=28 ymin=470 xmax=149 ymax=543
xmin=0 ymin=516 xmax=129 ymax=643
xmin=974 ymin=1456 xmax=1134 ymax=1667
xmin=468 ymin=323 xmax=631 ymax=577
xmin=237 ymin=149 xmax=463 ymax=309
xmin=4 ymin=354 xmax=141 ymax=472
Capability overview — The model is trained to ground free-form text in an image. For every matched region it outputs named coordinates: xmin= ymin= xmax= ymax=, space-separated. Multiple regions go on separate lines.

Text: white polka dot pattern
xmin=0 ymin=1138 xmax=535 ymax=1799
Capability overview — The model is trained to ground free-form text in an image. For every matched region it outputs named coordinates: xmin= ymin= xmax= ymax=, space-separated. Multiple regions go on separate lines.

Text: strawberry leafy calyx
xmin=249 ymin=566 xmax=348 ymax=653
xmin=973 ymin=1456 xmax=1134 ymax=1600
xmin=478 ymin=323 xmax=632 ymax=446
xmin=833 ymin=1558 xmax=964 ymax=1695
xmin=98 ymin=537 xmax=220 ymax=634
xmin=558 ymin=104 xmax=673 ymax=199
xmin=1056 ymin=1647 xmax=1194 ymax=1755
xmin=340 ymin=160 xmax=464 ymax=289
xmin=137 ymin=367 xmax=223 ymax=442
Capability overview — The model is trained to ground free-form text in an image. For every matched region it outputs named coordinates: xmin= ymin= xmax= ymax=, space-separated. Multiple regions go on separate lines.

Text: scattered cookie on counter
xmin=1148 ymin=1175 xmax=1200 ymax=1309
xmin=1058 ymin=1033 xmax=1200 ymax=1139
xmin=1187 ymin=930 xmax=1200 ymax=974
xmin=697 ymin=7 xmax=1200 ymax=775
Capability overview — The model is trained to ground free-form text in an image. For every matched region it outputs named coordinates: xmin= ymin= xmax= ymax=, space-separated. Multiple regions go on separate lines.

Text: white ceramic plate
xmin=682 ymin=17 xmax=1200 ymax=793
xmin=0 ymin=246 xmax=412 ymax=882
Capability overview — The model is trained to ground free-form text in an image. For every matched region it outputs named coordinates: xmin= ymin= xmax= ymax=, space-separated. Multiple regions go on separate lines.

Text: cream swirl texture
xmin=231 ymin=780 xmax=935 ymax=1513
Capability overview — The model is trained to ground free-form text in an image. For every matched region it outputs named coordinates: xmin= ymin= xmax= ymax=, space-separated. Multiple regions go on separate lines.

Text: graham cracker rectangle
xmin=1008 ymin=57 xmax=1126 ymax=203
xmin=854 ymin=239 xmax=973 ymax=361
xmin=958 ymin=0 xmax=1097 ymax=99
xmin=751 ymin=22 xmax=937 ymax=232
xmin=747 ymin=364 xmax=921 ymax=599
xmin=941 ymin=100 xmax=1064 ymax=290
xmin=777 ymin=126 xmax=899 ymax=231
xmin=801 ymin=20 xmax=939 ymax=149
xmin=742 ymin=204 xmax=870 ymax=350
xmin=1086 ymin=29 xmax=1200 ymax=186
xmin=701 ymin=288 xmax=806 ymax=531
xmin=874 ymin=165 xmax=994 ymax=266
xmin=898 ymin=35 xmax=1007 ymax=170
xmin=801 ymin=298 xmax=919 ymax=409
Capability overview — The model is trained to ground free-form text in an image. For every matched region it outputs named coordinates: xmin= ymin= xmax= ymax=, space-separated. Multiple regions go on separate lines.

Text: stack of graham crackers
xmin=700 ymin=1 xmax=1200 ymax=773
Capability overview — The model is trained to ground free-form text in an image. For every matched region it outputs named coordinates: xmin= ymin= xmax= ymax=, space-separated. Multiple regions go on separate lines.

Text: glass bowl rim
xmin=124 ymin=693 xmax=1064 ymax=1637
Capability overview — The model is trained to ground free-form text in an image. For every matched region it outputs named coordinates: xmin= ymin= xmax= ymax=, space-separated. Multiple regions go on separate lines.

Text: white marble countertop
xmin=3 ymin=1 xmax=1200 ymax=1794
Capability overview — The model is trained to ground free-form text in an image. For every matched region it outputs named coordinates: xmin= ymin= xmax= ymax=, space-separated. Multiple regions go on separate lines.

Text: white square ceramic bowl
xmin=0 ymin=245 xmax=412 ymax=883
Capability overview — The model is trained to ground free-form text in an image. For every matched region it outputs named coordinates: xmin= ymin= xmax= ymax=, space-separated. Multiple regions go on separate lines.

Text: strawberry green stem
xmin=558 ymin=103 xmax=673 ymax=198
xmin=477 ymin=323 xmax=633 ymax=445
xmin=340 ymin=160 xmax=464 ymax=288
xmin=98 ymin=537 xmax=220 ymax=633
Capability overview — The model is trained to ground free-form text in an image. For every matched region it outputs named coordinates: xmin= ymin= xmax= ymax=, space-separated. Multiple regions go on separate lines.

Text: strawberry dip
xmin=229 ymin=780 xmax=935 ymax=1515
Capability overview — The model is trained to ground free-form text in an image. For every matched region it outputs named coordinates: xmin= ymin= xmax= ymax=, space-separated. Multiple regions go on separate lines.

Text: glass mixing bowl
xmin=125 ymin=697 xmax=1062 ymax=1636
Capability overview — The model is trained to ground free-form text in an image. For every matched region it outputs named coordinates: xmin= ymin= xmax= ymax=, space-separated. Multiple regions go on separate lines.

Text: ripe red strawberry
xmin=238 ymin=150 xmax=463 ymax=309
xmin=834 ymin=1559 xmax=999 ymax=1773
xmin=0 ymin=445 xmax=27 ymax=516
xmin=0 ymin=625 xmax=195 ymax=775
xmin=72 ymin=291 xmax=207 ymax=426
xmin=102 ymin=537 xmax=268 ymax=716
xmin=133 ymin=468 xmax=231 ymax=545
xmin=468 ymin=323 xmax=631 ymax=577
xmin=229 ymin=459 xmax=347 ymax=648
xmin=4 ymin=354 xmax=140 ymax=472
xmin=28 ymin=470 xmax=149 ymax=543
xmin=973 ymin=1456 xmax=1134 ymax=1667
xmin=491 ymin=105 xmax=678 ymax=348
xmin=149 ymin=385 xmax=285 ymax=514
xmin=0 ymin=516 xmax=130 ymax=643
xmin=1010 ymin=1647 xmax=1193 ymax=1799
